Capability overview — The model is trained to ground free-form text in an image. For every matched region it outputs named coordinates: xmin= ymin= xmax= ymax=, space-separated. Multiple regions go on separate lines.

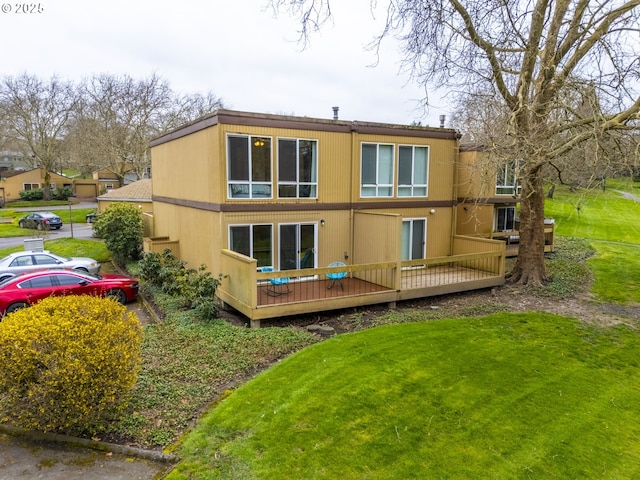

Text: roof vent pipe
xmin=332 ymin=106 xmax=339 ymax=120
xmin=439 ymin=114 xmax=446 ymax=128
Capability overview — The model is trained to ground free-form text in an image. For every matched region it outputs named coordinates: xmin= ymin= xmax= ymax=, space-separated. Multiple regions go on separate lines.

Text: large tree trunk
xmin=42 ymin=170 xmax=51 ymax=201
xmin=508 ymin=167 xmax=548 ymax=285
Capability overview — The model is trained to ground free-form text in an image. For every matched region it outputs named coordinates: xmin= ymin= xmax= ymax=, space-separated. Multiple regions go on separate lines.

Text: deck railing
xmin=217 ymin=235 xmax=505 ymax=325
xmin=256 ymin=262 xmax=398 ymax=307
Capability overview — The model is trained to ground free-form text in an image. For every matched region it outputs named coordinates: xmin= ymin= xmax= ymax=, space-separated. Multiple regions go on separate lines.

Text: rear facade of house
xmin=149 ymin=109 xmax=505 ymax=325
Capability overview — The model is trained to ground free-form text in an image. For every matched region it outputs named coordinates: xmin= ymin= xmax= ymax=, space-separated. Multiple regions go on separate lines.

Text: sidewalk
xmin=0 ymin=431 xmax=172 ymax=480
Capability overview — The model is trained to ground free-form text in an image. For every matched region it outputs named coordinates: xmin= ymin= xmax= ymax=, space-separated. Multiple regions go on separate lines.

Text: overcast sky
xmin=2 ymin=0 xmax=449 ymax=127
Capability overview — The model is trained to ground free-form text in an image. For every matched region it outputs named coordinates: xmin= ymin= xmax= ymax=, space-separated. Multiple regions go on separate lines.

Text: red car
xmin=0 ymin=269 xmax=139 ymax=317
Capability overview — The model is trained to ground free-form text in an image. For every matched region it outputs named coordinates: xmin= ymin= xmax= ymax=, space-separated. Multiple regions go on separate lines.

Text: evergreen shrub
xmin=139 ymin=249 xmax=224 ymax=320
xmin=0 ymin=295 xmax=142 ymax=435
xmin=93 ymin=202 xmax=144 ymax=266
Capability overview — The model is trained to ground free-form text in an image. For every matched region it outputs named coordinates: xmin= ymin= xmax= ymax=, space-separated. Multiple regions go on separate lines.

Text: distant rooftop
xmin=98 ymin=179 xmax=151 ymax=201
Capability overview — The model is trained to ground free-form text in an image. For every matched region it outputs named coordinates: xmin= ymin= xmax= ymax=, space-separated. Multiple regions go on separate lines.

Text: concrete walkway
xmin=0 ymin=432 xmax=172 ymax=480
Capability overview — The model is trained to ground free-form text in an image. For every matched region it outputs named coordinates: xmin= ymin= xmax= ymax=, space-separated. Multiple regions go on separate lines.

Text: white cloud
xmin=2 ymin=0 xmax=450 ymax=126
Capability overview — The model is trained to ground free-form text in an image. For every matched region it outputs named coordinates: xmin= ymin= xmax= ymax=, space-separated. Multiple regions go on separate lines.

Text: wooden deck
xmin=258 ymin=276 xmax=391 ymax=306
xmin=258 ymin=265 xmax=498 ymax=307
xmin=218 ymin=238 xmax=506 ymax=325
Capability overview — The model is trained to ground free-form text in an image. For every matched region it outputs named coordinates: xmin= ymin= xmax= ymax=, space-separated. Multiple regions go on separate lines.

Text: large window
xmin=227 ymin=135 xmax=272 ymax=199
xmin=496 ymin=161 xmax=518 ymax=195
xmin=398 ymin=145 xmax=429 ymax=197
xmin=278 ymin=139 xmax=318 ymax=198
xmin=495 ymin=206 xmax=516 ymax=231
xmin=402 ymin=218 xmax=426 ymax=261
xmin=229 ymin=224 xmax=273 ymax=267
xmin=361 ymin=143 xmax=394 ymax=197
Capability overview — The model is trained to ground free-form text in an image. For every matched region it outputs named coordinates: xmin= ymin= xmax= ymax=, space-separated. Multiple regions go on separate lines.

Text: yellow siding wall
xmin=458 ymin=150 xmax=496 ymax=198
xmin=353 ymin=212 xmax=401 ymax=264
xmin=456 ymin=204 xmax=495 ymax=236
xmin=150 ymin=114 xmax=463 ymax=273
xmin=153 ymin=202 xmax=222 ymax=272
xmin=152 ymin=127 xmax=219 ymax=203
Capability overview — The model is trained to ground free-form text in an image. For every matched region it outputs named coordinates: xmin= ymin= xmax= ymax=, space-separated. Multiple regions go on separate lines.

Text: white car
xmin=0 ymin=250 xmax=101 ymax=280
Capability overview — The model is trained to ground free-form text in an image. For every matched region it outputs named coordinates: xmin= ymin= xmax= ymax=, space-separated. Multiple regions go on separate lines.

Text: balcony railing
xmin=217 ymin=236 xmax=505 ymax=327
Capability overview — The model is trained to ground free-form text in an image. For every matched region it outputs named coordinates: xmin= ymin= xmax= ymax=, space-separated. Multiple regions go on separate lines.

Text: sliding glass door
xmin=279 ymin=223 xmax=317 ymax=271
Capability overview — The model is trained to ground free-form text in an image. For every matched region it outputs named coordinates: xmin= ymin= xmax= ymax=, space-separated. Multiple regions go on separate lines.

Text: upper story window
xmin=361 ymin=143 xmax=394 ymax=197
xmin=398 ymin=145 xmax=429 ymax=197
xmin=227 ymin=135 xmax=272 ymax=199
xmin=496 ymin=160 xmax=518 ymax=195
xmin=278 ymin=138 xmax=318 ymax=198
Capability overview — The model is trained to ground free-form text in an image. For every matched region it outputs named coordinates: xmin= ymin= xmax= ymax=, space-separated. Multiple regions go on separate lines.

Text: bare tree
xmin=0 ymin=74 xmax=79 ymax=199
xmin=73 ymin=73 xmax=223 ymax=184
xmin=271 ymin=0 xmax=640 ymax=285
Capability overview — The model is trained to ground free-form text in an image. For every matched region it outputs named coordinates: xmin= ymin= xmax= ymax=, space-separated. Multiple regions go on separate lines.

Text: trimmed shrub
xmin=19 ymin=188 xmax=44 ymax=201
xmin=0 ymin=295 xmax=142 ymax=435
xmin=17 ymin=187 xmax=72 ymax=201
xmin=93 ymin=202 xmax=144 ymax=266
xmin=52 ymin=186 xmax=73 ymax=200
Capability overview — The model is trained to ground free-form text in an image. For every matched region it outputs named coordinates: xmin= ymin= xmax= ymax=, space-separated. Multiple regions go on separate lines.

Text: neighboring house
xmin=97 ymin=179 xmax=153 ymax=236
xmin=93 ymin=164 xmax=151 ymax=191
xmin=92 ymin=167 xmax=123 ymax=192
xmin=456 ymin=146 xmax=554 ymax=256
xmin=0 ymin=151 xmax=29 ymax=172
xmin=148 ymin=109 xmax=506 ymax=326
xmin=0 ymin=169 xmax=73 ymax=205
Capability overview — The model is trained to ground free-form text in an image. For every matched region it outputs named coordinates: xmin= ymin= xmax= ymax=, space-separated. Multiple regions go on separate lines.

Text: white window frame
xmin=278 ymin=222 xmax=318 ymax=272
xmin=227 ymin=134 xmax=273 ymax=199
xmin=401 ymin=218 xmax=427 ymax=262
xmin=495 ymin=206 xmax=516 ymax=232
xmin=228 ymin=224 xmax=274 ymax=268
xmin=496 ymin=161 xmax=519 ymax=195
xmin=397 ymin=145 xmax=429 ymax=197
xmin=360 ymin=143 xmax=394 ymax=198
xmin=277 ymin=137 xmax=318 ymax=199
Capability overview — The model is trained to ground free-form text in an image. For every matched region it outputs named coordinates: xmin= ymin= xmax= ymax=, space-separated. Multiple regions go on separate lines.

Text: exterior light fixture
xmin=320 ymin=219 xmax=325 ymax=226
xmin=430 ymin=209 xmax=436 ymax=214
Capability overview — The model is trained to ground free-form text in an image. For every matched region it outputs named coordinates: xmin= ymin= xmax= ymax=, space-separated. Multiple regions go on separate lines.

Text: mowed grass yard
xmin=168 ymin=314 xmax=640 ymax=479
xmin=545 ymin=179 xmax=640 ymax=303
xmin=165 ymin=180 xmax=640 ymax=479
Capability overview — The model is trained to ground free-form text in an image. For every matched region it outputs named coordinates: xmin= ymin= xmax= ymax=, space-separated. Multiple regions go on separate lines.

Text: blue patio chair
xmin=326 ymin=261 xmax=347 ymax=290
xmin=260 ymin=266 xmax=291 ymax=296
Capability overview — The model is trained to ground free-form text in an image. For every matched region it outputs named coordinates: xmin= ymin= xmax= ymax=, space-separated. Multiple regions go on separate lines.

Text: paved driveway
xmin=1 ymin=202 xmax=99 ymax=250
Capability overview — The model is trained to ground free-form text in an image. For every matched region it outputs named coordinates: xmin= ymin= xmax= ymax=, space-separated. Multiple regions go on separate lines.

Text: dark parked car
xmin=18 ymin=212 xmax=63 ymax=230
xmin=0 ymin=269 xmax=139 ymax=317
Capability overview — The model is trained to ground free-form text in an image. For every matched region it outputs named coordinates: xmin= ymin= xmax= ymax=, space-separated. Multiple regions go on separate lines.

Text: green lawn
xmin=545 ymin=181 xmax=640 ymax=244
xmin=168 ymin=314 xmax=640 ymax=479
xmin=0 ymin=238 xmax=110 ymax=263
xmin=164 ymin=181 xmax=640 ymax=478
xmin=545 ymin=180 xmax=640 ymax=304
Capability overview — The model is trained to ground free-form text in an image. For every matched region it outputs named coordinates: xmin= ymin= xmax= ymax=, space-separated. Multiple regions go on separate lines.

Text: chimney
xmin=332 ymin=106 xmax=339 ymax=120
xmin=439 ymin=114 xmax=446 ymax=128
